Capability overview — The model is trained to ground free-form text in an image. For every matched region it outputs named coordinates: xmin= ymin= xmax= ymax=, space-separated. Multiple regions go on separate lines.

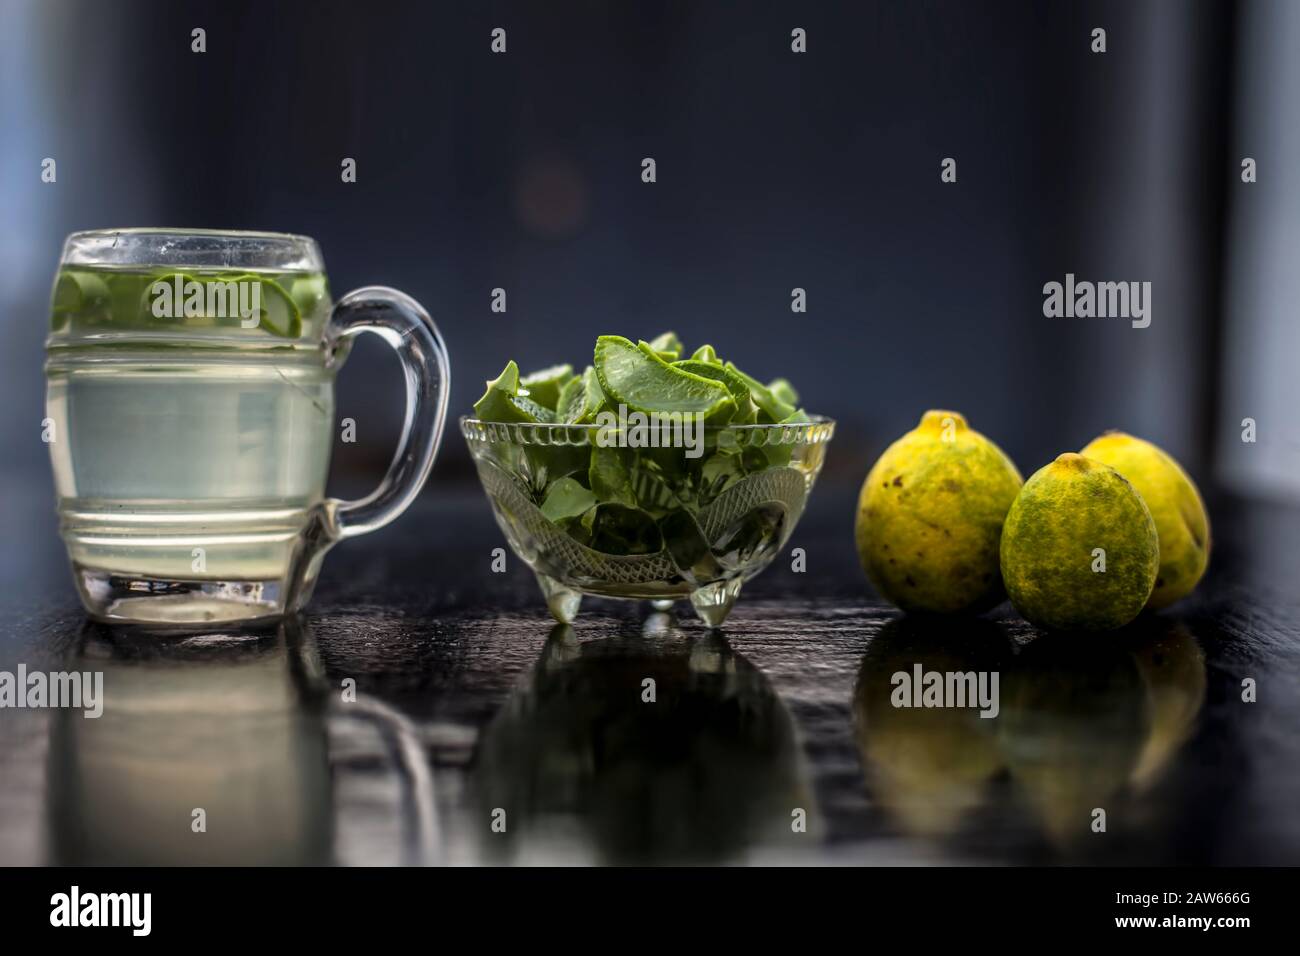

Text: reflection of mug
xmin=47 ymin=620 xmax=333 ymax=865
xmin=45 ymin=229 xmax=450 ymax=626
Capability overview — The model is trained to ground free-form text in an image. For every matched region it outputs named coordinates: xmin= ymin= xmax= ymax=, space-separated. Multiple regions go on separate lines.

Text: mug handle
xmin=323 ymin=286 xmax=450 ymax=539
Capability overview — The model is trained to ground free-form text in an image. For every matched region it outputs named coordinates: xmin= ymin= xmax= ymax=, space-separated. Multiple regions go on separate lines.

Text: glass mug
xmin=44 ymin=228 xmax=450 ymax=626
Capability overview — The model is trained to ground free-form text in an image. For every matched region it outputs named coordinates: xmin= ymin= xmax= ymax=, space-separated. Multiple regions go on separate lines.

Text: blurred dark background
xmin=3 ymin=0 xmax=1297 ymax=535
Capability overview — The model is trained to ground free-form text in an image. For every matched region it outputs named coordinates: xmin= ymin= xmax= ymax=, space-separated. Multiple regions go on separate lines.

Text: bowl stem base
xmin=536 ymin=572 xmax=583 ymax=624
xmin=690 ymin=578 xmax=743 ymax=628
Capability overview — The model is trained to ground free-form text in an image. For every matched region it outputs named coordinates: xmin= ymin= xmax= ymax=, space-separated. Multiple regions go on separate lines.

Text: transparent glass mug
xmin=44 ymin=228 xmax=450 ymax=626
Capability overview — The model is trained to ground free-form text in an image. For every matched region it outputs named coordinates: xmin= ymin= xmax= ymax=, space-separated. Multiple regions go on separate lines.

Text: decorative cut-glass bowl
xmin=462 ymin=415 xmax=834 ymax=626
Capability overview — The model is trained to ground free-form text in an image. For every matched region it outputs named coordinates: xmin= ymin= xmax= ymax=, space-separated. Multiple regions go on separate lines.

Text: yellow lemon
xmin=856 ymin=410 xmax=1023 ymax=613
xmin=1080 ymin=431 xmax=1210 ymax=608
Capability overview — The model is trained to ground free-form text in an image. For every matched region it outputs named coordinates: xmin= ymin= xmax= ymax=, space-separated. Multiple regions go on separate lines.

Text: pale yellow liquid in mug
xmin=46 ymin=264 xmax=334 ymax=624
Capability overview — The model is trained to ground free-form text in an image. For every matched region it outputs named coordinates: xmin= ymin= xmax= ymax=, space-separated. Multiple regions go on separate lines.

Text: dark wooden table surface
xmin=1 ymin=476 xmax=1297 ymax=866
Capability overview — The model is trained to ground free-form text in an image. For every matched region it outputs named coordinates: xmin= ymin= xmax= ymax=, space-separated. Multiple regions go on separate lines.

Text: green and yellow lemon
xmin=1000 ymin=453 xmax=1158 ymax=630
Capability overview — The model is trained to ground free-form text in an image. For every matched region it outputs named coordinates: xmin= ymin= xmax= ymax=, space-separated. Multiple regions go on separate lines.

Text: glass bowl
xmin=461 ymin=415 xmax=835 ymax=626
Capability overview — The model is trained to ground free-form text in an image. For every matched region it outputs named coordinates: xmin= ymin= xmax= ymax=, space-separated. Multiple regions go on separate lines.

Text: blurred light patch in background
xmin=1218 ymin=0 xmax=1300 ymax=500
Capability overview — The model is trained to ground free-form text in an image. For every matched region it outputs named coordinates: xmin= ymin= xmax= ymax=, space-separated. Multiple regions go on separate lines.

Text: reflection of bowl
xmin=462 ymin=416 xmax=834 ymax=626
xmin=471 ymin=624 xmax=810 ymax=864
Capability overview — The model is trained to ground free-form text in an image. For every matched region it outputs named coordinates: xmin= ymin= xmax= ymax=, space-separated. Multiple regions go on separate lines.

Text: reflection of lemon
xmin=856 ymin=410 xmax=1022 ymax=613
xmin=1081 ymin=432 xmax=1210 ymax=608
xmin=853 ymin=618 xmax=1009 ymax=837
xmin=998 ymin=634 xmax=1150 ymax=848
xmin=1127 ymin=623 xmax=1206 ymax=789
xmin=1001 ymin=454 xmax=1158 ymax=631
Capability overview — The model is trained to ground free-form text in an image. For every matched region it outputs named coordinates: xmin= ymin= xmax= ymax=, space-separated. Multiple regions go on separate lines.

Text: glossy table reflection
xmin=1 ymin=482 xmax=1297 ymax=866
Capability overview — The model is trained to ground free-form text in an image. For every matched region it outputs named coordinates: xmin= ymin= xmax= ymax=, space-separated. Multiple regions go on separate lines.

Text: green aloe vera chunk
xmin=519 ymin=363 xmax=575 ymax=410
xmin=577 ymin=366 xmax=607 ymax=422
xmin=473 ymin=360 xmax=554 ymax=423
xmin=137 ymin=273 xmax=193 ymax=324
xmin=49 ymin=266 xmax=323 ymax=339
xmin=768 ymin=377 xmax=800 ymax=407
xmin=137 ymin=272 xmax=302 ymax=337
xmin=672 ymin=359 xmax=757 ymax=424
xmin=289 ymin=274 xmax=329 ymax=317
xmin=659 ymin=508 xmax=724 ymax=583
xmin=756 ymin=407 xmax=811 ymax=467
xmin=587 ymin=504 xmax=662 ymax=556
xmin=556 ymin=375 xmax=586 ymax=423
xmin=594 ymin=335 xmax=735 ymax=420
xmin=725 ymin=361 xmax=796 ymax=423
xmin=558 ymin=365 xmax=606 ymax=424
xmin=52 ymin=270 xmax=110 ymax=315
xmin=646 ymin=330 xmax=683 ymax=361
xmin=237 ymin=275 xmax=302 ymax=337
xmin=589 ymin=443 xmax=637 ymax=508
xmin=540 ymin=476 xmax=598 ymax=523
xmin=690 ymin=343 xmax=721 ymax=365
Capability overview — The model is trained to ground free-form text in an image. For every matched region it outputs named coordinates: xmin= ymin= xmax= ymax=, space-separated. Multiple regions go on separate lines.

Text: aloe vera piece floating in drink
xmin=49 ymin=265 xmax=328 ymax=340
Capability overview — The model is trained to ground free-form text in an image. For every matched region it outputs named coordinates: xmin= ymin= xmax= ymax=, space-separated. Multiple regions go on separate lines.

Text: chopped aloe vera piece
xmin=52 ymin=270 xmax=110 ymax=314
xmin=289 ymin=274 xmax=329 ymax=317
xmin=560 ymin=366 xmax=603 ymax=424
xmin=515 ymin=396 xmax=557 ymax=422
xmin=755 ymin=407 xmax=811 ymax=467
xmin=589 ymin=444 xmax=637 ymax=508
xmin=630 ymin=461 xmax=682 ymax=513
xmin=580 ymin=366 xmax=606 ymax=419
xmin=725 ymin=361 xmax=796 ymax=423
xmin=672 ymin=360 xmax=757 ymax=424
xmin=519 ymin=363 xmax=575 ymax=410
xmin=541 ymin=476 xmax=598 ymax=523
xmin=556 ymin=376 xmax=585 ymax=423
xmin=594 ymin=335 xmax=735 ymax=421
xmin=137 ymin=272 xmax=196 ymax=324
xmin=49 ymin=266 xmax=323 ymax=338
xmin=137 ymin=272 xmax=301 ymax=337
xmin=474 ymin=360 xmax=553 ymax=423
xmin=587 ymin=504 xmax=662 ymax=556
xmin=701 ymin=452 xmax=746 ymax=499
xmin=659 ymin=508 xmax=724 ymax=584
xmin=473 ymin=361 xmax=521 ymax=421
xmin=768 ymin=377 xmax=800 ymax=407
xmin=646 ymin=330 xmax=683 ymax=361
xmin=690 ymin=343 xmax=721 ymax=365
xmin=488 ymin=359 xmax=521 ymax=394
xmin=237 ymin=275 xmax=302 ymax=337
